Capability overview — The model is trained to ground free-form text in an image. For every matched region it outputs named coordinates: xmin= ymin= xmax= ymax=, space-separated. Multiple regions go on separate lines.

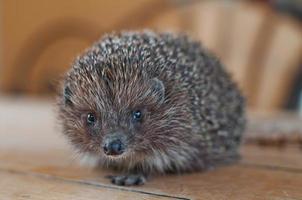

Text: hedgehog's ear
xmin=150 ymin=78 xmax=165 ymax=104
xmin=63 ymin=85 xmax=73 ymax=106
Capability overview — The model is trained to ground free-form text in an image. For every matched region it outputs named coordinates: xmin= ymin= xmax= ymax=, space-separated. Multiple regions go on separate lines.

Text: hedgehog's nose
xmin=103 ymin=139 xmax=125 ymax=156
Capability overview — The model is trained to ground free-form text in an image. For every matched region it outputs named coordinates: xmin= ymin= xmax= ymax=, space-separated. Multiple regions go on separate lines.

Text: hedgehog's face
xmin=59 ymin=65 xmax=190 ymax=169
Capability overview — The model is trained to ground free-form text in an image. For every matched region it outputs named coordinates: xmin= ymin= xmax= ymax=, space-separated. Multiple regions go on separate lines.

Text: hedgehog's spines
xmin=58 ymin=30 xmax=246 ymax=175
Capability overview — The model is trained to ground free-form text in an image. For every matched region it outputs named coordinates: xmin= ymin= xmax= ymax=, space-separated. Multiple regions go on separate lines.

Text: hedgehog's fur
xmin=58 ymin=31 xmax=245 ymax=186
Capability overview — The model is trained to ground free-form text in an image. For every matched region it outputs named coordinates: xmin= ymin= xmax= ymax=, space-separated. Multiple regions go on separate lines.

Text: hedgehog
xmin=58 ymin=31 xmax=246 ymax=186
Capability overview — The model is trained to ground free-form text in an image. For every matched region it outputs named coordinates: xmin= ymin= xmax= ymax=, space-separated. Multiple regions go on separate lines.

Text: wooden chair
xmin=1 ymin=0 xmax=301 ymax=113
xmin=185 ymin=1 xmax=302 ymax=113
xmin=0 ymin=0 xmax=173 ymax=95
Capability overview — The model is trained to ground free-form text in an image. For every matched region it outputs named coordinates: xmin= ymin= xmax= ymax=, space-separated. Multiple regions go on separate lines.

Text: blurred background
xmin=0 ymin=0 xmax=302 ymax=145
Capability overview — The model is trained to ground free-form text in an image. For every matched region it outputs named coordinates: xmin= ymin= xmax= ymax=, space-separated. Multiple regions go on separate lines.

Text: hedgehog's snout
xmin=103 ymin=139 xmax=125 ymax=156
xmin=102 ymin=132 xmax=126 ymax=156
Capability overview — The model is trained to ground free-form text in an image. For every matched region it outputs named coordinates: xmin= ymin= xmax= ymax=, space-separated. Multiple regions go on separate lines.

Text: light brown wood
xmin=1 ymin=1 xmax=302 ymax=112
xmin=223 ymin=3 xmax=268 ymax=96
xmin=241 ymin=144 xmax=302 ymax=170
xmin=1 ymin=98 xmax=302 ymax=199
xmin=0 ymin=0 xmax=172 ymax=94
xmin=1 ymin=147 xmax=302 ymax=200
xmin=191 ymin=1 xmax=230 ymax=59
xmin=190 ymin=1 xmax=302 ymax=111
xmin=0 ymin=171 xmax=172 ymax=200
xmin=255 ymin=16 xmax=302 ymax=111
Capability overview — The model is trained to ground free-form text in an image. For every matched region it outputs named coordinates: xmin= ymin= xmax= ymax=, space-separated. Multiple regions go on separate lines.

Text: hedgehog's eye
xmin=86 ymin=113 xmax=97 ymax=126
xmin=132 ymin=110 xmax=142 ymax=122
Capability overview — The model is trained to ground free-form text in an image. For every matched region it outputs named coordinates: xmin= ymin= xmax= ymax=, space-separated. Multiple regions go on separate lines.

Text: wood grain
xmin=255 ymin=16 xmax=302 ymax=111
xmin=0 ymin=171 xmax=174 ymax=200
xmin=1 ymin=148 xmax=302 ymax=200
xmin=1 ymin=98 xmax=302 ymax=199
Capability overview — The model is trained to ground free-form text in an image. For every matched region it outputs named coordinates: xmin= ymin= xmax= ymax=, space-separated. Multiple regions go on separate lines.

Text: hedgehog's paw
xmin=107 ymin=174 xmax=146 ymax=186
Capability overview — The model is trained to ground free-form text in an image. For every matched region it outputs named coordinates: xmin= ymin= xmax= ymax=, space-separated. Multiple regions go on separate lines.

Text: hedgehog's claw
xmin=107 ymin=174 xmax=146 ymax=186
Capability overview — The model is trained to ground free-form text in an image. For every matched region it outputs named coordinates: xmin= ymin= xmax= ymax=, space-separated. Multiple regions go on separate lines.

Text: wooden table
xmin=0 ymin=97 xmax=301 ymax=200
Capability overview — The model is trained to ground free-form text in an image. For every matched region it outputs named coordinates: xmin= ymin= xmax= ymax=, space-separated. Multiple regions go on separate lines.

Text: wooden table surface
xmin=0 ymin=97 xmax=301 ymax=200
